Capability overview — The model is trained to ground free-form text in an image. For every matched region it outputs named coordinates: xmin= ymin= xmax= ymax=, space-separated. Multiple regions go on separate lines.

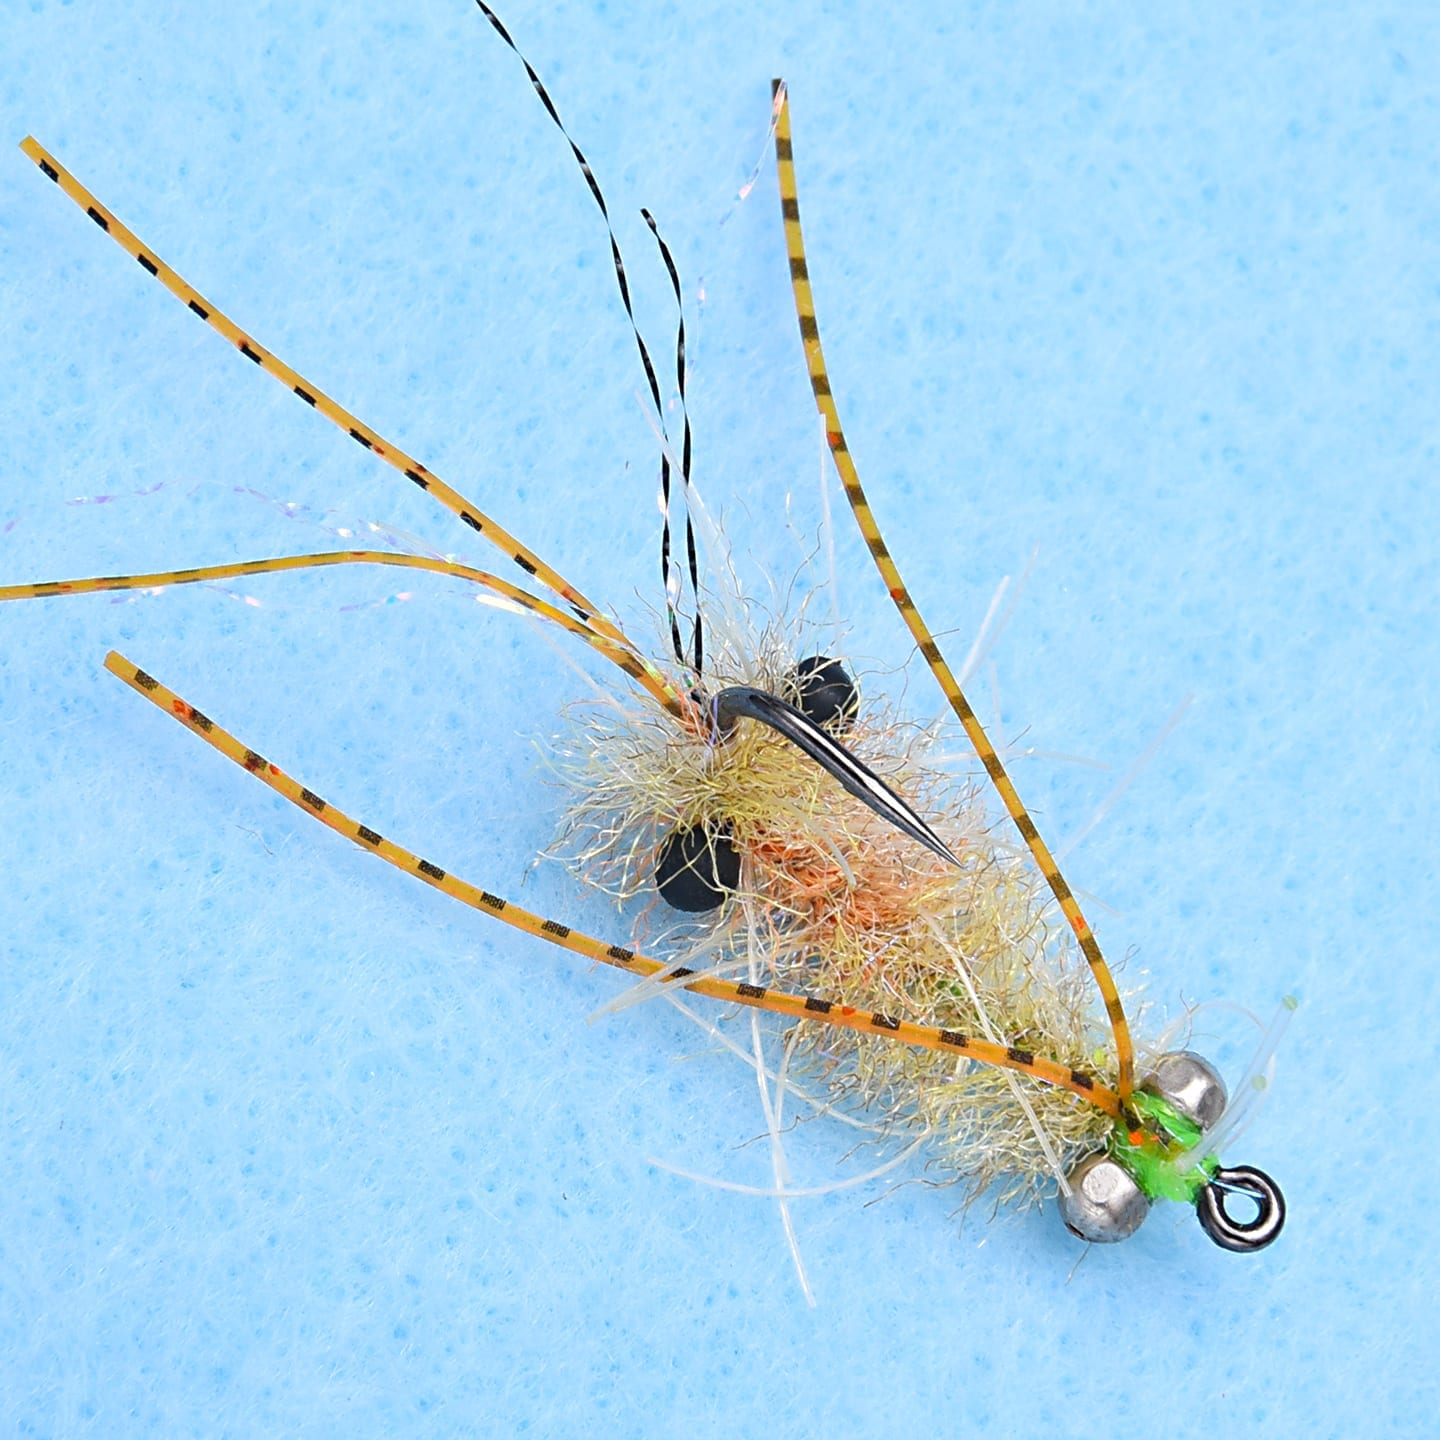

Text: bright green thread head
xmin=1110 ymin=1090 xmax=1218 ymax=1204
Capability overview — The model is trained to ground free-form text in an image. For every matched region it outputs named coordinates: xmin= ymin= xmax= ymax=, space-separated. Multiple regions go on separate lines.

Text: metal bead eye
xmin=1196 ymin=1165 xmax=1286 ymax=1253
xmin=1144 ymin=1050 xmax=1228 ymax=1133
xmin=789 ymin=656 xmax=859 ymax=733
xmin=1058 ymin=1152 xmax=1150 ymax=1244
xmin=654 ymin=822 xmax=740 ymax=913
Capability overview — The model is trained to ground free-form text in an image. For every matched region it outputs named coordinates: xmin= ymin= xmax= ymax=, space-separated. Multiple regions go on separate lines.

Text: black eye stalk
xmin=653 ymin=821 xmax=742 ymax=913
xmin=790 ymin=655 xmax=860 ymax=733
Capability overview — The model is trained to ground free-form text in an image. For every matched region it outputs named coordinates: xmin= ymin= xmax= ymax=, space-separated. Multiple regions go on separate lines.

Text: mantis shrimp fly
xmin=2 ymin=4 xmax=1291 ymax=1263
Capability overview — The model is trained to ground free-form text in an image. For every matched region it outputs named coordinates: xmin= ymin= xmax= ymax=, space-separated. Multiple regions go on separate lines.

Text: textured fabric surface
xmin=2 ymin=3 xmax=1433 ymax=1436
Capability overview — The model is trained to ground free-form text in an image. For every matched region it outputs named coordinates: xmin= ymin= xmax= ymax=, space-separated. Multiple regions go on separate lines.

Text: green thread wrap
xmin=1110 ymin=1091 xmax=1219 ymax=1204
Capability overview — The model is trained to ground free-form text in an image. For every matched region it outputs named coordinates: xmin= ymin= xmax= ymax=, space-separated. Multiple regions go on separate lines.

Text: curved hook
xmin=1196 ymin=1165 xmax=1286 ymax=1253
xmin=709 ymin=685 xmax=960 ymax=867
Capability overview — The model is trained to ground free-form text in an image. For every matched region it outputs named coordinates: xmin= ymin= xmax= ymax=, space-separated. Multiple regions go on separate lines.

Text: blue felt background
xmin=3 ymin=2 xmax=1436 ymax=1436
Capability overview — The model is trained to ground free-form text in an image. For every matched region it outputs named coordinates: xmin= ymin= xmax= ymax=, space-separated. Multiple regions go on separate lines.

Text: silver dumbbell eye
xmin=1144 ymin=1050 xmax=1228 ymax=1133
xmin=1060 ymin=1050 xmax=1285 ymax=1250
xmin=1058 ymin=1152 xmax=1150 ymax=1244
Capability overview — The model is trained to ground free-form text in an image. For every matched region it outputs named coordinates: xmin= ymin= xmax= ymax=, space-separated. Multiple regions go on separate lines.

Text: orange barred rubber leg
xmin=0 ymin=550 xmax=684 ymax=719
xmin=102 ymin=648 xmax=1119 ymax=1117
xmin=18 ymin=135 xmax=667 ymax=695
xmin=768 ymin=82 xmax=1136 ymax=1103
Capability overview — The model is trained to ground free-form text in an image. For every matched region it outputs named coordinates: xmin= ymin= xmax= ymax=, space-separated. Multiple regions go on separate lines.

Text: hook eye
xmin=1196 ymin=1165 xmax=1286 ymax=1253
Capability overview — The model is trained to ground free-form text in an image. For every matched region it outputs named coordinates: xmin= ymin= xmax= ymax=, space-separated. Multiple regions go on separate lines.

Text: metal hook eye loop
xmin=1195 ymin=1164 xmax=1286 ymax=1253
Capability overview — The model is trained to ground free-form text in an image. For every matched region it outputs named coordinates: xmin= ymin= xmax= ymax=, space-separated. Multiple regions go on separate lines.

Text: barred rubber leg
xmin=0 ymin=551 xmax=684 ymax=717
xmin=769 ymin=82 xmax=1136 ymax=1102
xmin=18 ymin=135 xmax=666 ymax=696
xmin=103 ymin=649 xmax=1118 ymax=1117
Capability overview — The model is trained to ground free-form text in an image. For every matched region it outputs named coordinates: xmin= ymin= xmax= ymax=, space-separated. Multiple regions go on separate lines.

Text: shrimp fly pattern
xmin=2 ymin=5 xmax=1288 ymax=1256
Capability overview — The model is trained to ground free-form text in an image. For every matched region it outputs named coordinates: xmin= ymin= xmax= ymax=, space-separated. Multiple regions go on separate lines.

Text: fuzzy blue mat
xmin=2 ymin=3 xmax=1434 ymax=1436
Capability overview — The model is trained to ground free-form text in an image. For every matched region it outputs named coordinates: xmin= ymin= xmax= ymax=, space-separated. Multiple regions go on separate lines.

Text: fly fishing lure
xmin=2 ymin=5 xmax=1289 ymax=1254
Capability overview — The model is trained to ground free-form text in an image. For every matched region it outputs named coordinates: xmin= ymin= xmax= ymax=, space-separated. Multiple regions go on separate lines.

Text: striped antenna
xmin=642 ymin=207 xmax=703 ymax=677
xmin=0 ymin=551 xmax=684 ymax=717
xmin=17 ymin=136 xmax=674 ymax=705
xmin=474 ymin=2 xmax=705 ymax=678
xmin=104 ymin=647 xmax=1120 ymax=1117
xmin=768 ymin=82 xmax=1138 ymax=1103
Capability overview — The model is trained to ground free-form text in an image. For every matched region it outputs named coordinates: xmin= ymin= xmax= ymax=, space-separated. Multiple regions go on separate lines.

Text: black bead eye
xmin=654 ymin=821 xmax=741 ymax=912
xmin=789 ymin=655 xmax=858 ymax=733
